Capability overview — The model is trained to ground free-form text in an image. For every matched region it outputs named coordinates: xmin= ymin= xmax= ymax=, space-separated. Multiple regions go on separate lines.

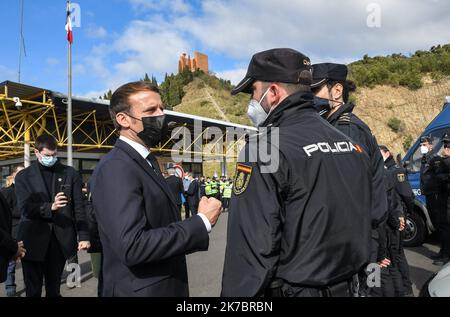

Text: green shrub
xmin=403 ymin=135 xmax=414 ymax=152
xmin=387 ymin=117 xmax=403 ymax=133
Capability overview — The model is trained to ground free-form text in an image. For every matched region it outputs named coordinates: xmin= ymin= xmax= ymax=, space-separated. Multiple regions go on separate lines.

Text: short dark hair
xmin=325 ymin=80 xmax=356 ymax=103
xmin=35 ymin=134 xmax=57 ymax=151
xmin=379 ymin=145 xmax=390 ymax=153
xmin=110 ymin=81 xmax=160 ymax=130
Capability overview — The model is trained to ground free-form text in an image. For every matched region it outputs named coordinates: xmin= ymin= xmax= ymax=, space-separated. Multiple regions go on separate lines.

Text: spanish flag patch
xmin=233 ymin=163 xmax=253 ymax=196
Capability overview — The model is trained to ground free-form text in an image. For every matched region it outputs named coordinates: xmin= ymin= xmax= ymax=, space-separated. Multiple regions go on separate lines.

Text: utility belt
xmin=265 ymin=276 xmax=359 ymax=297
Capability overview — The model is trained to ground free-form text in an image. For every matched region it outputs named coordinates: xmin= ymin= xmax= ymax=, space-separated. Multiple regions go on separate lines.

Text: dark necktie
xmin=146 ymin=153 xmax=162 ymax=175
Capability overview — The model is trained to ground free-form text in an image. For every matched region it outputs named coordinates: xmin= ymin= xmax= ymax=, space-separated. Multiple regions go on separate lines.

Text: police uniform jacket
xmin=327 ymin=103 xmax=388 ymax=229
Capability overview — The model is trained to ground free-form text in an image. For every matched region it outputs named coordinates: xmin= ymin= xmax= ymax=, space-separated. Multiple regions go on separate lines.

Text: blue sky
xmin=0 ymin=0 xmax=449 ymax=98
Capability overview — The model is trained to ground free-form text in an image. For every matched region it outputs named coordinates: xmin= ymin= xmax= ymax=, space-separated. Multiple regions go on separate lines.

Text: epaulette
xmin=337 ymin=112 xmax=352 ymax=125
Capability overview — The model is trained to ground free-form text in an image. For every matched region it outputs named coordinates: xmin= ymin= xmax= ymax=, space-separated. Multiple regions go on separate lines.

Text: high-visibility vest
xmin=205 ymin=182 xmax=212 ymax=196
xmin=223 ymin=183 xmax=233 ymax=199
xmin=219 ymin=181 xmax=225 ymax=193
xmin=210 ymin=181 xmax=218 ymax=194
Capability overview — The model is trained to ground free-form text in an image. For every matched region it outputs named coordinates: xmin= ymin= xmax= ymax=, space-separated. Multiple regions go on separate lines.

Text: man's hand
xmin=78 ymin=241 xmax=91 ymax=251
xmin=198 ymin=197 xmax=223 ymax=226
xmin=378 ymin=258 xmax=391 ymax=268
xmin=14 ymin=241 xmax=26 ymax=260
xmin=399 ymin=217 xmax=406 ymax=232
xmin=52 ymin=192 xmax=68 ymax=211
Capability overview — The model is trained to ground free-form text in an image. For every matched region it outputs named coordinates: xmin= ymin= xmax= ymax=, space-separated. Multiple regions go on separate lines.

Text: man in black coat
xmin=90 ymin=81 xmax=222 ymax=297
xmin=165 ymin=169 xmax=184 ymax=217
xmin=0 ymin=192 xmax=26 ymax=284
xmin=380 ymin=145 xmax=414 ymax=295
xmin=1 ymin=165 xmax=25 ymax=296
xmin=15 ymin=134 xmax=90 ymax=297
xmin=186 ymin=174 xmax=200 ymax=215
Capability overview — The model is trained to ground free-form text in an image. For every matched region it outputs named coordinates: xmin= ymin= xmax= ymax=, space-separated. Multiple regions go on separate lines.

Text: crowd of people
xmin=1 ymin=47 xmax=449 ymax=298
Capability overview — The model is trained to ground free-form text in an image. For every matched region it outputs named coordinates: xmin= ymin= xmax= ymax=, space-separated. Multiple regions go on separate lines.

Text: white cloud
xmin=216 ymin=68 xmax=247 ymax=85
xmin=86 ymin=25 xmax=107 ymax=39
xmin=82 ymin=89 xmax=110 ymax=99
xmin=73 ymin=64 xmax=86 ymax=76
xmin=129 ymin=0 xmax=192 ymax=14
xmin=174 ymin=0 xmax=450 ymax=61
xmin=46 ymin=58 xmax=60 ymax=66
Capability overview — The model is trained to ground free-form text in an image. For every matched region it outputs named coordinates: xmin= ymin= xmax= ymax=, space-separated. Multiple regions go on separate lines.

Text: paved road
xmin=0 ymin=213 xmax=443 ymax=297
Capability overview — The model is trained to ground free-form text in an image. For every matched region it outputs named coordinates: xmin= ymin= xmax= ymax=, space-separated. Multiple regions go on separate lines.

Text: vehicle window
xmin=406 ymin=127 xmax=450 ymax=173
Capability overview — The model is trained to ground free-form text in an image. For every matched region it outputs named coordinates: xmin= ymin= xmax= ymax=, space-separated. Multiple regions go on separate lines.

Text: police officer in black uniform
xmin=311 ymin=63 xmax=388 ymax=294
xmin=419 ymin=135 xmax=445 ymax=263
xmin=379 ymin=145 xmax=414 ymax=296
xmin=221 ymin=48 xmax=377 ymax=297
xmin=427 ymin=135 xmax=450 ymax=265
xmin=370 ymin=163 xmax=404 ymax=297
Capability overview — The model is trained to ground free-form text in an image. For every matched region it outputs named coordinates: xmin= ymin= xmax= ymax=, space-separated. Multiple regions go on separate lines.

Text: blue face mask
xmin=40 ymin=155 xmax=58 ymax=167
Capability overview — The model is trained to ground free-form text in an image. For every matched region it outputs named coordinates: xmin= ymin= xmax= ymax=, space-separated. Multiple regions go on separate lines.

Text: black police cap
xmin=420 ymin=135 xmax=432 ymax=143
xmin=311 ymin=63 xmax=348 ymax=89
xmin=231 ymin=48 xmax=312 ymax=95
xmin=442 ymin=134 xmax=450 ymax=143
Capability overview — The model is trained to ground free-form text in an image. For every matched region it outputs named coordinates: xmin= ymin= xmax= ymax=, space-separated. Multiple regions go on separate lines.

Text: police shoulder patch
xmin=397 ymin=173 xmax=406 ymax=183
xmin=233 ymin=163 xmax=252 ymax=196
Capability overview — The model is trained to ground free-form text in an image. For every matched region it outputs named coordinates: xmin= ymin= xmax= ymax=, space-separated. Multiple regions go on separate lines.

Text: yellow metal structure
xmin=0 ymin=85 xmax=116 ymax=160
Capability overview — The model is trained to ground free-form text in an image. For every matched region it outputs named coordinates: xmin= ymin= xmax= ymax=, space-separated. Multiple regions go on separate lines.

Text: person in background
xmin=183 ymin=172 xmax=192 ymax=219
xmin=379 ymin=145 xmax=414 ymax=296
xmin=83 ymin=183 xmax=104 ymax=297
xmin=222 ymin=179 xmax=233 ymax=212
xmin=205 ymin=177 xmax=212 ymax=198
xmin=210 ymin=177 xmax=219 ymax=199
xmin=199 ymin=176 xmax=206 ymax=198
xmin=165 ymin=168 xmax=184 ymax=218
xmin=186 ymin=174 xmax=200 ymax=216
xmin=1 ymin=165 xmax=25 ymax=297
xmin=15 ymin=134 xmax=90 ymax=297
xmin=1 ymin=191 xmax=26 ymax=286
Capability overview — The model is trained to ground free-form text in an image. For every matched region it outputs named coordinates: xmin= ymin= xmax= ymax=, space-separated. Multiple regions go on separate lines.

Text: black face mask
xmin=129 ymin=114 xmax=169 ymax=148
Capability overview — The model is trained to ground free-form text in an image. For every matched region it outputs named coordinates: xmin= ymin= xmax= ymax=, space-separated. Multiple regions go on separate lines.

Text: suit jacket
xmin=1 ymin=184 xmax=20 ymax=239
xmin=90 ymin=139 xmax=209 ymax=297
xmin=165 ymin=175 xmax=184 ymax=206
xmin=186 ymin=180 xmax=200 ymax=208
xmin=0 ymin=192 xmax=17 ymax=283
xmin=15 ymin=161 xmax=89 ymax=262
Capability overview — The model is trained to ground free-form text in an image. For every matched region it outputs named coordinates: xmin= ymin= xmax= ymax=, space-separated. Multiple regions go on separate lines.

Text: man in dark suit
xmin=165 ymin=169 xmax=184 ymax=217
xmin=90 ymin=81 xmax=222 ymax=297
xmin=15 ymin=134 xmax=90 ymax=297
xmin=1 ymin=165 xmax=25 ymax=296
xmin=0 ymin=192 xmax=26 ymax=284
xmin=186 ymin=174 xmax=200 ymax=215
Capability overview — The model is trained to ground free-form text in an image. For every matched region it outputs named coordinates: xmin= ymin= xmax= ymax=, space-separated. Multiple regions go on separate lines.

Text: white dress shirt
xmin=119 ymin=136 xmax=211 ymax=232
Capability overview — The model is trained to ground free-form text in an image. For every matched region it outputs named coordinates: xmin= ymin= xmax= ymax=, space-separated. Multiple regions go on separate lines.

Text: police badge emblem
xmin=397 ymin=173 xmax=406 ymax=183
xmin=233 ymin=163 xmax=252 ymax=195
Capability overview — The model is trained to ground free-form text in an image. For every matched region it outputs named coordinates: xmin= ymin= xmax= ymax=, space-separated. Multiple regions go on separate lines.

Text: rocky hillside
xmin=353 ymin=76 xmax=450 ymax=156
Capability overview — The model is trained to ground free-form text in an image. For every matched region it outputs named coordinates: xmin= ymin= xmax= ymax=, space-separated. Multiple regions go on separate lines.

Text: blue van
xmin=402 ymin=97 xmax=450 ymax=247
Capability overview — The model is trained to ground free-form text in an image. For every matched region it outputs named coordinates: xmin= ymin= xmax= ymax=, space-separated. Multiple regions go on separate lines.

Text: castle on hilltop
xmin=178 ymin=51 xmax=209 ymax=74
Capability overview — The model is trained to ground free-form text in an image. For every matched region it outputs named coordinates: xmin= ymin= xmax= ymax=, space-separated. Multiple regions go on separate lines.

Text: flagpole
xmin=67 ymin=0 xmax=73 ymax=167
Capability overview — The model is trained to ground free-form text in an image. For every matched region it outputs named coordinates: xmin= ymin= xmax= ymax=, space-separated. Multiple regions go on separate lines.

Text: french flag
xmin=65 ymin=1 xmax=73 ymax=44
